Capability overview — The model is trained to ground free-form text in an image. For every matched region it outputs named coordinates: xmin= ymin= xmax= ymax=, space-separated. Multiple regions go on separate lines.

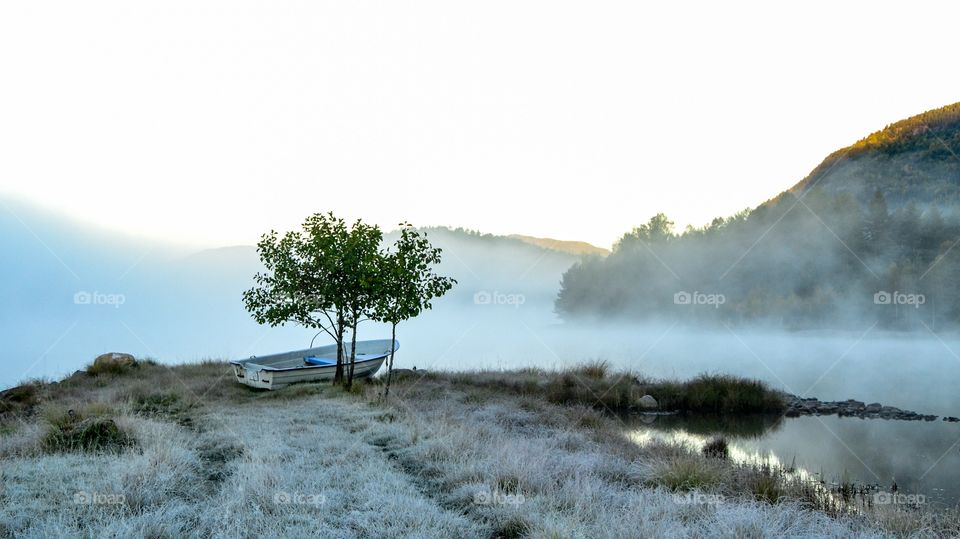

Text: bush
xmin=0 ymin=383 xmax=40 ymax=415
xmin=41 ymin=409 xmax=134 ymax=453
xmin=648 ymin=375 xmax=786 ymax=414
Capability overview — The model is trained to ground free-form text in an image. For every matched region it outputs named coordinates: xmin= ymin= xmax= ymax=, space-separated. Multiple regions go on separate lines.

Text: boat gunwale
xmin=232 ymin=354 xmax=388 ymax=373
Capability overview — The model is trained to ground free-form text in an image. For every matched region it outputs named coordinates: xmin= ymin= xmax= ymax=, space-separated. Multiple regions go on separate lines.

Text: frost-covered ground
xmin=0 ymin=362 xmax=954 ymax=538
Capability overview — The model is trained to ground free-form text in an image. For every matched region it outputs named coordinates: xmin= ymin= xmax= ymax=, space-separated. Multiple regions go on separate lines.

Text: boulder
xmin=864 ymin=403 xmax=883 ymax=413
xmin=638 ymin=394 xmax=658 ymax=410
xmin=89 ymin=353 xmax=138 ymax=375
xmin=801 ymin=399 xmax=820 ymax=410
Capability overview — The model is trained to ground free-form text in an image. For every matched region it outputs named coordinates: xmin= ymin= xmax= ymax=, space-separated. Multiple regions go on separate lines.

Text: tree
xmin=342 ymin=220 xmax=383 ymax=388
xmin=243 ymin=212 xmax=354 ymax=384
xmin=373 ymin=224 xmax=455 ymax=402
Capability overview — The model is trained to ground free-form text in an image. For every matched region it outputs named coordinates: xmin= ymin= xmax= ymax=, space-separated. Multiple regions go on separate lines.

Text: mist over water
xmin=4 ymin=199 xmax=960 ymax=505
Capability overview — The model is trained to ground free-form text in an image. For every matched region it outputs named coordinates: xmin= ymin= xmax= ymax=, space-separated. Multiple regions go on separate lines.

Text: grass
xmin=648 ymin=454 xmax=729 ymax=491
xmin=702 ymin=436 xmax=729 ymax=459
xmin=750 ymin=470 xmax=785 ymax=504
xmin=576 ymin=359 xmax=610 ymax=379
xmin=436 ymin=365 xmax=787 ymax=415
xmin=40 ymin=408 xmax=135 ymax=454
xmin=0 ymin=358 xmax=956 ymax=537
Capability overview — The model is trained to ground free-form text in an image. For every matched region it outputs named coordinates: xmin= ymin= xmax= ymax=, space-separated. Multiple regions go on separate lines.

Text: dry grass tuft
xmin=40 ymin=408 xmax=135 ymax=454
xmin=702 ymin=436 xmax=729 ymax=459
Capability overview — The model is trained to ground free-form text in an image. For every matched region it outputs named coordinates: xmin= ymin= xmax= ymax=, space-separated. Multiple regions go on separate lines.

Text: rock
xmin=802 ymin=400 xmax=820 ymax=410
xmin=89 ymin=352 xmax=137 ymax=375
xmin=944 ymin=416 xmax=960 ymax=423
xmin=638 ymin=395 xmax=658 ymax=410
xmin=782 ymin=395 xmax=937 ymax=423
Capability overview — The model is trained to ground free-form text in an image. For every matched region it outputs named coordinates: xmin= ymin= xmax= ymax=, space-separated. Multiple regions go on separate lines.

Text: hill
xmin=556 ymin=102 xmax=960 ymax=328
xmin=509 ymin=234 xmax=609 ymax=256
xmin=787 ymin=102 xmax=960 ymax=208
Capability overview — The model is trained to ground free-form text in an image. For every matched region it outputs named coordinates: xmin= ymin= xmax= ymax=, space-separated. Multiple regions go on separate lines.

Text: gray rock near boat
xmin=784 ymin=395 xmax=940 ymax=422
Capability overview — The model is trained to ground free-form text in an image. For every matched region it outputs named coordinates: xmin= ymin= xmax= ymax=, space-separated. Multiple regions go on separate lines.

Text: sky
xmin=1 ymin=1 xmax=958 ymax=249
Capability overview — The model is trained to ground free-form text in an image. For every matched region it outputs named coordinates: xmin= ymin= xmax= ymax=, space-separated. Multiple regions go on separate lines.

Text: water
xmin=630 ymin=414 xmax=960 ymax=508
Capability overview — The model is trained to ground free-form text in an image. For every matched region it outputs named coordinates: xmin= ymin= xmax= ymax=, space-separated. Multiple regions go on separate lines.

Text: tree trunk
xmin=347 ymin=318 xmax=359 ymax=388
xmin=333 ymin=314 xmax=345 ymax=384
xmin=384 ymin=323 xmax=397 ymax=403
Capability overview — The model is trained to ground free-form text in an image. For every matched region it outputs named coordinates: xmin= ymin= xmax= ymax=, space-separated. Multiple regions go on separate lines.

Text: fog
xmin=3 ymin=197 xmax=959 ymax=417
xmin=6 ymin=196 xmax=960 ymax=504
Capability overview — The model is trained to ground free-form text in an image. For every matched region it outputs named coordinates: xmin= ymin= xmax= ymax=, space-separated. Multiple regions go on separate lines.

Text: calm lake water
xmin=631 ymin=414 xmax=960 ymax=508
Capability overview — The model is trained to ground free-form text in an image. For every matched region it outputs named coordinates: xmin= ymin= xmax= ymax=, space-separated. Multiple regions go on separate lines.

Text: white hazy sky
xmin=1 ymin=1 xmax=958 ymax=249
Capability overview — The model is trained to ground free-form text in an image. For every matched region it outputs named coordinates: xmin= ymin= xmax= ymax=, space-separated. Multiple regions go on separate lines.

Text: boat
xmin=230 ymin=339 xmax=398 ymax=390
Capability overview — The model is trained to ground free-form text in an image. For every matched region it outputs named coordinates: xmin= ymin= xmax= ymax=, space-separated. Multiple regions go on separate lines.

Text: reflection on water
xmin=629 ymin=413 xmax=785 ymax=438
xmin=633 ymin=413 xmax=960 ymax=508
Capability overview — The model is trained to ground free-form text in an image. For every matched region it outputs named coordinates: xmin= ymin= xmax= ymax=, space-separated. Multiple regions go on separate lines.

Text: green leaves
xmin=243 ymin=215 xmax=455 ymax=338
xmin=243 ymin=212 xmax=354 ymax=335
xmin=371 ymin=223 xmax=456 ymax=326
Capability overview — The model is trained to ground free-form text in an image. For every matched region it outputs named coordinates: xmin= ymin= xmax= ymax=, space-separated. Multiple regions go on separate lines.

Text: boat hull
xmin=230 ymin=339 xmax=397 ymax=390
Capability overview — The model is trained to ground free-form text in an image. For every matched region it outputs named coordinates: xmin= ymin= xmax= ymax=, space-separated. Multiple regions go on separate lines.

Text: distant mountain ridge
xmin=508 ymin=235 xmax=609 ymax=257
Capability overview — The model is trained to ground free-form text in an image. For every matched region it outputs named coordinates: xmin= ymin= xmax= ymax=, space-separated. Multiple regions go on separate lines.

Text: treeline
xmin=556 ymin=188 xmax=960 ymax=329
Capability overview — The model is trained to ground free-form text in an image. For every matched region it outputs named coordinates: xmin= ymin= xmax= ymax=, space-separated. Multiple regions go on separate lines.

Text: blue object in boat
xmin=304 ymin=356 xmax=337 ymax=366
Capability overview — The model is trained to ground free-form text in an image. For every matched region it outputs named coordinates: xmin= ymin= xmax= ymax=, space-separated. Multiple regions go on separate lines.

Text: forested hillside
xmin=556 ymin=103 xmax=960 ymax=329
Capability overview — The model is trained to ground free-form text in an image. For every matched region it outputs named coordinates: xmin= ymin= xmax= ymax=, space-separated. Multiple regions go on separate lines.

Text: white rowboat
xmin=230 ymin=339 xmax=398 ymax=390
